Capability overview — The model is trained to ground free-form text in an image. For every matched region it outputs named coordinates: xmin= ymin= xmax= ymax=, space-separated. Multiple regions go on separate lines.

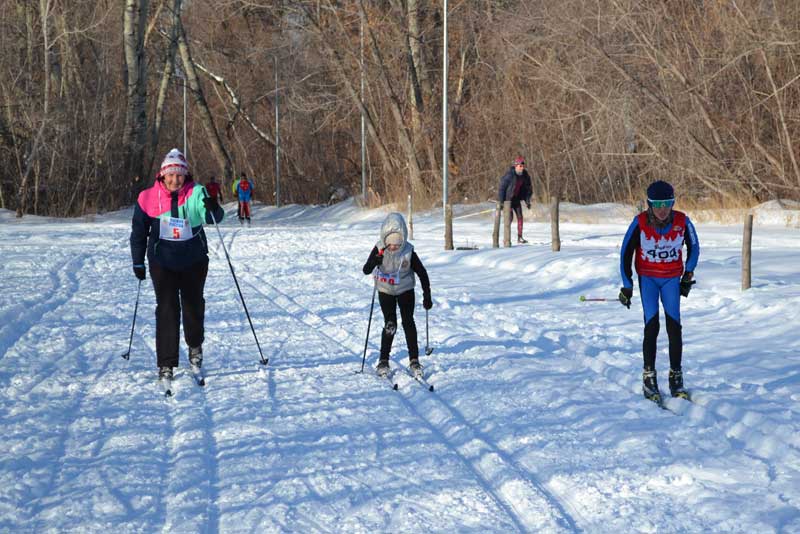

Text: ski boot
xmin=189 ymin=346 xmax=203 ymax=372
xmin=409 ymin=358 xmax=423 ymax=379
xmin=376 ymin=359 xmax=390 ymax=378
xmin=669 ymin=368 xmax=690 ymax=399
xmin=158 ymin=366 xmax=174 ymax=381
xmin=517 ymin=235 xmax=528 ymax=244
xmin=642 ymin=368 xmax=662 ymax=405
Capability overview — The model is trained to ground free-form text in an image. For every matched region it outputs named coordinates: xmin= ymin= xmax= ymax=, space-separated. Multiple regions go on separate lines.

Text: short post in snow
xmin=492 ymin=200 xmax=501 ymax=248
xmin=550 ymin=195 xmax=561 ymax=252
xmin=502 ymin=200 xmax=512 ymax=247
xmin=444 ymin=203 xmax=453 ymax=250
xmin=742 ymin=213 xmax=753 ymax=290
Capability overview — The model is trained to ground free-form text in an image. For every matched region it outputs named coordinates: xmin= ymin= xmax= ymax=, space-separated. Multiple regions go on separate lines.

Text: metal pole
xmin=360 ymin=12 xmax=367 ymax=200
xmin=442 ymin=0 xmax=448 ymax=219
xmin=275 ymin=55 xmax=281 ymax=208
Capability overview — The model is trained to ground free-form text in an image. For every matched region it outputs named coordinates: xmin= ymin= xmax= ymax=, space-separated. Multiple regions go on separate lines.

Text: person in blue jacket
xmin=619 ymin=180 xmax=699 ymax=403
xmin=130 ymin=149 xmax=225 ymax=382
xmin=236 ymin=173 xmax=253 ymax=225
xmin=498 ymin=156 xmax=533 ymax=244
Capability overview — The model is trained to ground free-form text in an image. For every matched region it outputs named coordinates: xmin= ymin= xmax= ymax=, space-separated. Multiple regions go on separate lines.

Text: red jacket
xmin=206 ymin=182 xmax=222 ymax=200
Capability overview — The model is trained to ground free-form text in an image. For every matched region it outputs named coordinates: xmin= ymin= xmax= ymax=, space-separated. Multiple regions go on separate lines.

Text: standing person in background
xmin=498 ymin=156 xmax=533 ymax=244
xmin=206 ymin=176 xmax=223 ymax=204
xmin=619 ymin=180 xmax=699 ymax=404
xmin=232 ymin=174 xmax=241 ymax=220
xmin=236 ymin=172 xmax=253 ymax=226
xmin=362 ymin=212 xmax=432 ymax=379
xmin=129 ymin=148 xmax=225 ymax=385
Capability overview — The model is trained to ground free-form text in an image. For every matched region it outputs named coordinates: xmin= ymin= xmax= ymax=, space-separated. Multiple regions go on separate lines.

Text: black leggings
xmin=378 ymin=289 xmax=419 ymax=361
xmin=509 ymin=203 xmax=524 ymax=237
xmin=643 ymin=314 xmax=682 ymax=371
xmin=150 ymin=259 xmax=208 ymax=368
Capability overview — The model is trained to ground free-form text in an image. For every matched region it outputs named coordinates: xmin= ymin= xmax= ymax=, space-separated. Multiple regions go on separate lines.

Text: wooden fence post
xmin=551 ymin=196 xmax=561 ymax=252
xmin=502 ymin=200 xmax=512 ymax=247
xmin=492 ymin=201 xmax=501 ymax=248
xmin=444 ymin=204 xmax=453 ymax=250
xmin=742 ymin=213 xmax=753 ymax=290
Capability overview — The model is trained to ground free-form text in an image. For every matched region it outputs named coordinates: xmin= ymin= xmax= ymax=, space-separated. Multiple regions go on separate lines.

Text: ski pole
xmin=358 ymin=283 xmax=377 ymax=373
xmin=204 ymin=192 xmax=268 ymax=365
xmin=120 ymin=279 xmax=142 ymax=360
xmin=579 ymin=295 xmax=612 ymax=302
xmin=424 ymin=309 xmax=434 ymax=355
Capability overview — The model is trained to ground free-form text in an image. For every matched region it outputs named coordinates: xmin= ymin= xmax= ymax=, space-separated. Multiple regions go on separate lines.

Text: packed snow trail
xmin=0 ymin=201 xmax=798 ymax=533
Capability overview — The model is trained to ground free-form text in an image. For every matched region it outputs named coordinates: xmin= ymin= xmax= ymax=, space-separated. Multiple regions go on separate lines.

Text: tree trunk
xmin=176 ymin=16 xmax=233 ymax=180
xmin=16 ymin=0 xmax=52 ymax=218
xmin=147 ymin=0 xmax=183 ymax=181
xmin=359 ymin=0 xmax=426 ymax=199
xmin=122 ymin=0 xmax=150 ymax=189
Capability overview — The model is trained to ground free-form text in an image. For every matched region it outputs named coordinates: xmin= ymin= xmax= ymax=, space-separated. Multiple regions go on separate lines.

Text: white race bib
xmin=374 ymin=268 xmax=400 ymax=286
xmin=639 ymin=232 xmax=682 ymax=263
xmin=159 ymin=217 xmax=192 ymax=241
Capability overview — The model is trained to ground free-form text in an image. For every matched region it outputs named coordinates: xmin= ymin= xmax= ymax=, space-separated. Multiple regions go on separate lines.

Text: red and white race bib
xmin=159 ymin=217 xmax=192 ymax=241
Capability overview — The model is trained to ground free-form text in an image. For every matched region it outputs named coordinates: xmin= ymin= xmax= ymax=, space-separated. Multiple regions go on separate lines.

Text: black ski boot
xmin=158 ymin=366 xmax=174 ymax=381
xmin=517 ymin=235 xmax=528 ymax=244
xmin=669 ymin=368 xmax=689 ymax=399
xmin=189 ymin=346 xmax=203 ymax=371
xmin=409 ymin=358 xmax=423 ymax=378
xmin=642 ymin=368 xmax=662 ymax=404
xmin=376 ymin=359 xmax=390 ymax=377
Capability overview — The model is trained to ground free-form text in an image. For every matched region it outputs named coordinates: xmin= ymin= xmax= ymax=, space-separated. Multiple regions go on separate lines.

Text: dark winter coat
xmin=498 ymin=167 xmax=533 ymax=205
xmin=130 ymin=178 xmax=225 ymax=271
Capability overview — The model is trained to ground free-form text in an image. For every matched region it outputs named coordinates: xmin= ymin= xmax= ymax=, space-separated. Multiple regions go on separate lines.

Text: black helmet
xmin=647 ymin=181 xmax=674 ymax=203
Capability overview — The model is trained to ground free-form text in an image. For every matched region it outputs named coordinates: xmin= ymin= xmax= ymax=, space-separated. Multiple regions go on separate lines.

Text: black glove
xmin=525 ymin=201 xmax=531 ymax=209
xmin=133 ymin=264 xmax=146 ymax=281
xmin=619 ymin=287 xmax=633 ymax=309
xmin=375 ymin=248 xmax=384 ymax=266
xmin=423 ymin=292 xmax=433 ymax=310
xmin=680 ymin=272 xmax=696 ymax=297
xmin=203 ymin=196 xmax=220 ymax=213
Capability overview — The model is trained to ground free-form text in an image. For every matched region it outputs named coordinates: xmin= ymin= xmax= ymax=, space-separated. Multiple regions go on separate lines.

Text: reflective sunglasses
xmin=648 ymin=198 xmax=675 ymax=208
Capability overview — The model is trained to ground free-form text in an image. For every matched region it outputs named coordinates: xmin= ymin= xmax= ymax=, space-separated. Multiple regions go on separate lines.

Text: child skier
xmin=236 ymin=173 xmax=253 ymax=225
xmin=619 ymin=180 xmax=699 ymax=404
xmin=362 ymin=212 xmax=432 ymax=377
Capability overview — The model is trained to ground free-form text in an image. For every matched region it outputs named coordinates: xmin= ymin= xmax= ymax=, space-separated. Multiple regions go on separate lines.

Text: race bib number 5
xmin=159 ymin=217 xmax=192 ymax=241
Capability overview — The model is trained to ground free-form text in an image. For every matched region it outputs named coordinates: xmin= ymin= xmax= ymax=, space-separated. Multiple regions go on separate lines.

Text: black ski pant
xmin=509 ymin=202 xmax=524 ymax=238
xmin=149 ymin=259 xmax=208 ymax=368
xmin=378 ymin=289 xmax=419 ymax=362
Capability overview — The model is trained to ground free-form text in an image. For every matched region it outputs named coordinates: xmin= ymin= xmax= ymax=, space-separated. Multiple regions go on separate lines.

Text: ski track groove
xmin=0 ymin=254 xmax=84 ymax=364
xmin=26 ymin=336 xmax=122 ymax=529
xmin=137 ymin=334 xmax=222 ymax=534
xmin=237 ymin=271 xmax=577 ymax=533
xmin=524 ymin=323 xmax=800 ymax=465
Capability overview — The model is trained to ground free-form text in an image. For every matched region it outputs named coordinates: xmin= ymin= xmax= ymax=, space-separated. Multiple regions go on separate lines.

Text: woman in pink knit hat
xmin=129 ymin=148 xmax=225 ymax=389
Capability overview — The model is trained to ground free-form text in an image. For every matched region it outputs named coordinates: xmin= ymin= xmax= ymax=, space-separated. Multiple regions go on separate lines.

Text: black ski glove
xmin=133 ymin=264 xmax=146 ymax=281
xmin=525 ymin=200 xmax=531 ymax=209
xmin=375 ymin=248 xmax=384 ymax=266
xmin=423 ymin=291 xmax=433 ymax=310
xmin=618 ymin=287 xmax=633 ymax=309
xmin=680 ymin=272 xmax=696 ymax=298
xmin=203 ymin=196 xmax=220 ymax=213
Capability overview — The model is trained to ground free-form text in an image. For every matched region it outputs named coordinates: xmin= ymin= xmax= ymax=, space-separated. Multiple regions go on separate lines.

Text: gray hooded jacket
xmin=374 ymin=212 xmax=415 ymax=295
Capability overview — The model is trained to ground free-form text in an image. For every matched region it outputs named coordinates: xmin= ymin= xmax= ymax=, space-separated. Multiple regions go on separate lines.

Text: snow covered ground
xmin=0 ymin=200 xmax=798 ymax=533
